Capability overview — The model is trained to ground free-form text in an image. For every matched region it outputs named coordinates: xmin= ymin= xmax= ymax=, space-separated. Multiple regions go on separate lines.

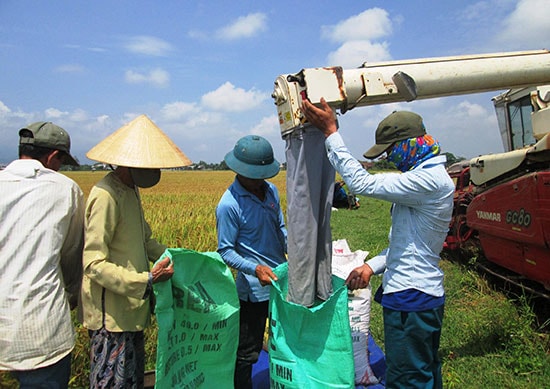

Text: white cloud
xmin=123 ymin=35 xmax=174 ymax=56
xmin=160 ymin=110 xmax=225 ymax=142
xmin=122 ymin=112 xmax=143 ymax=123
xmin=327 ymin=40 xmax=391 ymax=67
xmin=0 ymin=102 xmax=112 ymax=163
xmin=125 ymin=68 xmax=170 ymax=88
xmin=160 ymin=101 xmax=198 ymax=121
xmin=419 ymin=97 xmax=500 ymax=158
xmin=321 ymin=8 xmax=392 ymax=43
xmin=97 ymin=115 xmax=110 ymax=125
xmin=64 ymin=43 xmax=106 ymax=53
xmin=44 ymin=108 xmax=68 ymax=118
xmin=217 ymin=13 xmax=267 ymax=40
xmin=323 ymin=9 xmax=393 ymax=67
xmin=250 ymin=115 xmax=279 ymax=137
xmin=69 ymin=109 xmax=89 ymax=122
xmin=460 ymin=1 xmax=496 ymax=21
xmin=54 ymin=64 xmax=85 ymax=73
xmin=0 ymin=101 xmax=11 ymax=116
xmin=201 ymin=82 xmax=267 ymax=112
xmin=455 ymin=100 xmax=487 ymax=117
xmin=187 ymin=29 xmax=208 ymax=40
xmin=331 ymin=92 xmax=504 ymax=162
xmin=498 ymin=0 xmax=550 ymax=48
xmin=457 ymin=0 xmax=549 ymax=51
xmin=184 ymin=111 xmax=223 ymax=129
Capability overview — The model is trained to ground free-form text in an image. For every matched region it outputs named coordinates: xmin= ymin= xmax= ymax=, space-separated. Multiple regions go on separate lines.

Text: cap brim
xmin=224 ymin=151 xmax=280 ymax=179
xmin=63 ymin=153 xmax=79 ymax=166
xmin=363 ymin=143 xmax=392 ymax=159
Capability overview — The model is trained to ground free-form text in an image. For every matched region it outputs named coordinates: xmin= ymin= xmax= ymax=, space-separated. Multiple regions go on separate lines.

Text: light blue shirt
xmin=216 ymin=178 xmax=287 ymax=302
xmin=325 ymin=133 xmax=454 ymax=297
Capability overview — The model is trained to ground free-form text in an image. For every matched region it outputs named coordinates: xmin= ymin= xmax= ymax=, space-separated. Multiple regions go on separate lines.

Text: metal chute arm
xmin=273 ymin=49 xmax=550 ymax=136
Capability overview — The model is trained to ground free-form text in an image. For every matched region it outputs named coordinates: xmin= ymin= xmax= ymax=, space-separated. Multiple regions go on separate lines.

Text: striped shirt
xmin=0 ymin=159 xmax=84 ymax=370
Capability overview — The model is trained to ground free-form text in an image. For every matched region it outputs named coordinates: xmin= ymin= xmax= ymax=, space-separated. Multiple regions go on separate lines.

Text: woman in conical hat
xmin=86 ymin=113 xmax=192 ymax=185
xmin=79 ymin=115 xmax=191 ymax=388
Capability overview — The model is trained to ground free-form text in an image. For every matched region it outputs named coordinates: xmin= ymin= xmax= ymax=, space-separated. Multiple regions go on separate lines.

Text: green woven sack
xmin=268 ymin=263 xmax=355 ymax=388
xmin=153 ymin=248 xmax=239 ymax=388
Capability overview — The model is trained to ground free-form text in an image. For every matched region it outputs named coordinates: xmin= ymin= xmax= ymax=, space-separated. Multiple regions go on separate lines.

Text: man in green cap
xmin=302 ymin=98 xmax=454 ymax=389
xmin=216 ymin=135 xmax=287 ymax=389
xmin=0 ymin=122 xmax=84 ymax=388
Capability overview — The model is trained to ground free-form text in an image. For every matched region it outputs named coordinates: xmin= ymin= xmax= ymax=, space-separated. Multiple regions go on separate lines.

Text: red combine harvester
xmin=446 ymin=85 xmax=550 ymax=296
xmin=272 ymin=50 xmax=550 ymax=297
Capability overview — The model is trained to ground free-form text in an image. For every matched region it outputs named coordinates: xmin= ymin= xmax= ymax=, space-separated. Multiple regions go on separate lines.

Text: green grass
xmin=331 ymin=195 xmax=550 ymax=388
xmin=1 ymin=173 xmax=549 ymax=388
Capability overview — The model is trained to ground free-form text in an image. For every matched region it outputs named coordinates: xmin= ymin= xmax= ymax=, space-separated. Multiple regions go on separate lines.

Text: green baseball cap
xmin=19 ymin=121 xmax=79 ymax=166
xmin=363 ymin=111 xmax=426 ymax=159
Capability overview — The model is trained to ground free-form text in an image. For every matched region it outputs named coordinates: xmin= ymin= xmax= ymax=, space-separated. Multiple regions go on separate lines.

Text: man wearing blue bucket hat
xmin=216 ymin=135 xmax=287 ymax=389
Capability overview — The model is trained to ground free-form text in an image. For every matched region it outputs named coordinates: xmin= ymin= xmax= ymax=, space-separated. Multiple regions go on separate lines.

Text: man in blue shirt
xmin=216 ymin=135 xmax=287 ymax=389
xmin=302 ymin=98 xmax=454 ymax=389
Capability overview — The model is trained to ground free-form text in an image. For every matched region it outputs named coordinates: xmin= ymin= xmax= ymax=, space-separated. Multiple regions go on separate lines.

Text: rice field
xmin=70 ymin=170 xmax=288 ymax=252
xmin=0 ymin=170 xmax=289 ymax=388
xmin=3 ymin=170 xmax=548 ymax=388
xmin=71 ymin=170 xmax=288 ymax=386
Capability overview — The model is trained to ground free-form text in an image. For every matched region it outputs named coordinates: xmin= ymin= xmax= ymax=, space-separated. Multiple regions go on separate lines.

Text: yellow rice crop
xmin=66 ymin=170 xmax=288 ymax=252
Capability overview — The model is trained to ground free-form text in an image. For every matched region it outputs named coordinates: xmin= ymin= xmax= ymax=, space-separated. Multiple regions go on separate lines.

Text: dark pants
xmin=14 ymin=352 xmax=72 ymax=389
xmin=383 ymin=305 xmax=444 ymax=389
xmin=234 ymin=299 xmax=269 ymax=389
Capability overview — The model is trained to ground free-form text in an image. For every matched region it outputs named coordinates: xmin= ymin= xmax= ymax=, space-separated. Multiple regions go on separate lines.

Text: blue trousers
xmin=383 ymin=306 xmax=444 ymax=389
xmin=14 ymin=352 xmax=72 ymax=389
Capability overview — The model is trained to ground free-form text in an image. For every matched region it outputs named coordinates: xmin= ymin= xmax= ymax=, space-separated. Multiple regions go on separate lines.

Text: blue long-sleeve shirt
xmin=325 ymin=132 xmax=454 ymax=300
xmin=216 ymin=178 xmax=287 ymax=302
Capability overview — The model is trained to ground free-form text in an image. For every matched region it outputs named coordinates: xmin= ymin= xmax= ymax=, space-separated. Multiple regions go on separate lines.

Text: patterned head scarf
xmin=387 ymin=134 xmax=440 ymax=172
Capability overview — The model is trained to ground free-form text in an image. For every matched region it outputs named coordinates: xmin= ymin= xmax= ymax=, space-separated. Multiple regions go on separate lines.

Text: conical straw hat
xmin=86 ymin=114 xmax=192 ymax=168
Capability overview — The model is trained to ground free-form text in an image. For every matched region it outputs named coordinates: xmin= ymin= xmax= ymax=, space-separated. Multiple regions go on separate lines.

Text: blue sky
xmin=1 ymin=0 xmax=549 ymax=165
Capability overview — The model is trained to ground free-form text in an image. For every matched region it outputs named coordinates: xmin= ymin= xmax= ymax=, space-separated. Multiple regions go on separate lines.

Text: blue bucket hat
xmin=224 ymin=135 xmax=280 ymax=179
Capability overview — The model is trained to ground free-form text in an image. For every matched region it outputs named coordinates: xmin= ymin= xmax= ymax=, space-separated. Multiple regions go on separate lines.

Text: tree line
xmin=61 ymin=153 xmax=465 ymax=172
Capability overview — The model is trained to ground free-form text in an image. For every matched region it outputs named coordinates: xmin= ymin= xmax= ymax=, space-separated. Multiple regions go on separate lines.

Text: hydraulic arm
xmin=272 ymin=50 xmax=550 ymax=136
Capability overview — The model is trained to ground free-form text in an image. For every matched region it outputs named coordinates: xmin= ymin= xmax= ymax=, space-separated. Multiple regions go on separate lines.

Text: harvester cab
xmin=272 ymin=50 xmax=550 ymax=293
xmin=470 ymin=85 xmax=550 ymax=187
